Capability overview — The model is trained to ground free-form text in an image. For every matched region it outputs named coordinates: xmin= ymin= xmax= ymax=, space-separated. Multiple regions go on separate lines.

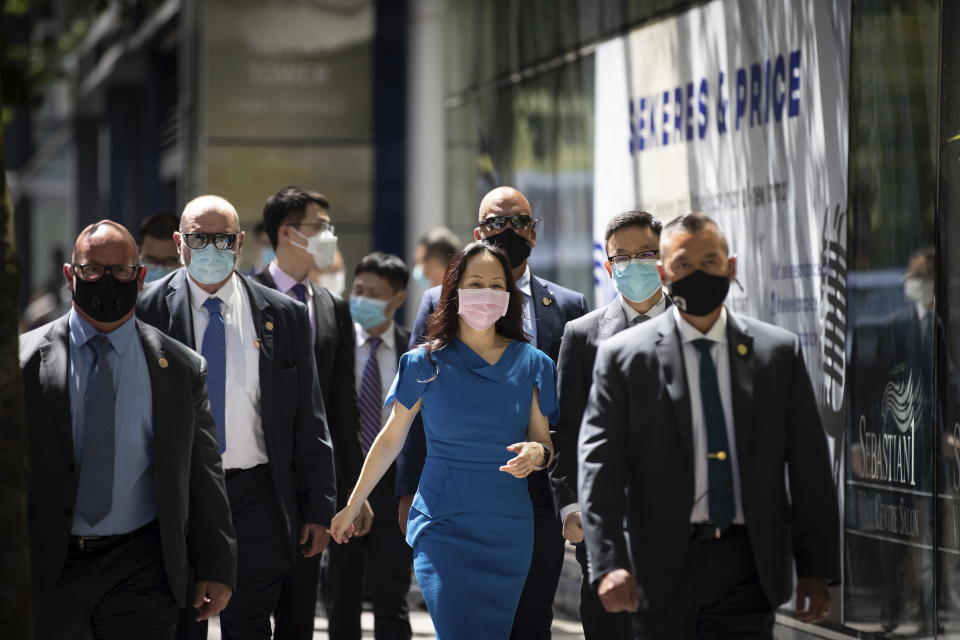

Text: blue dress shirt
xmin=68 ymin=310 xmax=156 ymax=535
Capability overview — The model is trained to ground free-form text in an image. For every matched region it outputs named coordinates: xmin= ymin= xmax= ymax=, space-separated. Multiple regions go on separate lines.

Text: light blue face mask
xmin=412 ymin=263 xmax=431 ymax=289
xmin=612 ymin=259 xmax=661 ymax=303
xmin=143 ymin=264 xmax=176 ymax=283
xmin=350 ymin=294 xmax=390 ymax=329
xmin=186 ymin=244 xmax=236 ymax=285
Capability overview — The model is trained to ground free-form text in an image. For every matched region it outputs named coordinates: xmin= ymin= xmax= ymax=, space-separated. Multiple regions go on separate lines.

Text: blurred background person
xmin=254 ymin=186 xmax=368 ymax=640
xmin=312 ymin=247 xmax=348 ymax=297
xmin=139 ymin=213 xmax=181 ymax=283
xmin=250 ymin=222 xmax=275 ymax=274
xmin=412 ymin=227 xmax=461 ymax=289
xmin=325 ymin=251 xmax=412 ymax=640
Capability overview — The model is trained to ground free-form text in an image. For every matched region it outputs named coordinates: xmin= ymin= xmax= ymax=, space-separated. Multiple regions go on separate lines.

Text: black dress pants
xmin=177 ymin=465 xmax=291 ymax=640
xmin=632 ymin=529 xmax=774 ymax=639
xmin=509 ymin=473 xmax=565 ymax=640
xmin=39 ymin=520 xmax=178 ymax=640
xmin=574 ymin=542 xmax=633 ymax=640
xmin=325 ymin=476 xmax=413 ymax=640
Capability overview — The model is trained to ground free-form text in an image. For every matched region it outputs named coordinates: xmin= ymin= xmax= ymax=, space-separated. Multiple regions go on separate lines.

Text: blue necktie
xmin=76 ymin=335 xmax=116 ymax=526
xmin=290 ymin=283 xmax=307 ymax=304
xmin=359 ymin=337 xmax=383 ymax=453
xmin=692 ymin=338 xmax=735 ymax=530
xmin=202 ymin=297 xmax=227 ymax=454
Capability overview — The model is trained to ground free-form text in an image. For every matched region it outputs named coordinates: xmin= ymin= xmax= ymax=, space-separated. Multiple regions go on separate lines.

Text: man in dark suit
xmin=252 ymin=186 xmax=369 ymax=640
xmin=326 ymin=252 xmax=413 ymax=639
xmin=579 ymin=212 xmax=839 ymax=638
xmin=397 ymin=186 xmax=588 ymax=638
xmin=136 ymin=196 xmax=337 ymax=640
xmin=551 ymin=211 xmax=670 ymax=639
xmin=20 ymin=220 xmax=236 ymax=639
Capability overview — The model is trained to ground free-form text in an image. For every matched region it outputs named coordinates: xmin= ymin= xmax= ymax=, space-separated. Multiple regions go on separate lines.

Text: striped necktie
xmin=359 ymin=336 xmax=383 ymax=453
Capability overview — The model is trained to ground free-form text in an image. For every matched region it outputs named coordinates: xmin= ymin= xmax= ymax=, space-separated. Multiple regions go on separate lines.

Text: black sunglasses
xmin=182 ymin=233 xmax=238 ymax=251
xmin=478 ymin=215 xmax=539 ymax=232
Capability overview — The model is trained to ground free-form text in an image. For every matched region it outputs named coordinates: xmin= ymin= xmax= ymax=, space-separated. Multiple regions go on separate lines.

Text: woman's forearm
xmin=347 ymin=430 xmax=405 ymax=508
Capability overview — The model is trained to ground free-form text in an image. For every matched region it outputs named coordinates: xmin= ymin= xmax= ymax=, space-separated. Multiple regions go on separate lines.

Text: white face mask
xmin=904 ymin=277 xmax=934 ymax=308
xmin=316 ymin=270 xmax=346 ymax=296
xmin=290 ymin=227 xmax=338 ymax=270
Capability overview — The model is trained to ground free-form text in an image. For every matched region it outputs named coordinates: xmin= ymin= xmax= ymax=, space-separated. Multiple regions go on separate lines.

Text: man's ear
xmin=529 ymin=227 xmax=537 ymax=248
xmin=236 ymin=230 xmax=246 ymax=255
xmin=137 ymin=264 xmax=148 ymax=292
xmin=391 ymin=289 xmax=408 ymax=312
xmin=473 ymin=227 xmax=481 ymax=241
xmin=656 ymin=261 xmax=668 ymax=284
xmin=728 ymin=255 xmax=738 ymax=281
xmin=62 ymin=263 xmax=74 ymax=292
xmin=604 ymin=261 xmax=613 ymax=278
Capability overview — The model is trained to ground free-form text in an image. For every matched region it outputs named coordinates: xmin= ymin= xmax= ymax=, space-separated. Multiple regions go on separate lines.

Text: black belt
xmin=690 ymin=523 xmax=746 ymax=542
xmin=225 ymin=463 xmax=268 ymax=479
xmin=69 ymin=519 xmax=157 ymax=553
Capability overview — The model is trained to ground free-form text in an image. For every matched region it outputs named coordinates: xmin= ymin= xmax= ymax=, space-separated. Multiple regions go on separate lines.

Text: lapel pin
xmin=542 ymin=297 xmax=553 ymax=307
xmin=737 ymin=343 xmax=749 ymax=356
xmin=158 ymin=357 xmax=169 ymax=369
xmin=265 ymin=321 xmax=274 ymax=331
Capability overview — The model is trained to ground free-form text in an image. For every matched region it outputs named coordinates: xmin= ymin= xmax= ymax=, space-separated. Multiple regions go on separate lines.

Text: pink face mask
xmin=458 ymin=288 xmax=510 ymax=331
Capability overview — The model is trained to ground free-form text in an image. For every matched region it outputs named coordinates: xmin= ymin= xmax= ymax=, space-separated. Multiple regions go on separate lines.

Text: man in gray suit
xmin=579 ymin=212 xmax=839 ymax=638
xmin=19 ymin=220 xmax=236 ymax=639
xmin=551 ymin=210 xmax=670 ymax=639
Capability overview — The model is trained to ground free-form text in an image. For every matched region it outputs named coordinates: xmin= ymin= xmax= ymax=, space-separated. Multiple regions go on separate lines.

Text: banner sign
xmin=592 ymin=0 xmax=850 ymax=442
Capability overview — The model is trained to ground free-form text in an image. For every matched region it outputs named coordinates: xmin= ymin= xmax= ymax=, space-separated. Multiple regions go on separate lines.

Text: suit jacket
xmin=19 ymin=314 xmax=237 ymax=607
xmin=578 ymin=309 xmax=840 ymax=611
xmin=395 ymin=276 xmax=588 ymax=507
xmin=252 ymin=269 xmax=363 ymax=507
xmin=136 ymin=269 xmax=337 ymax=550
xmin=550 ymin=295 xmax=671 ymax=511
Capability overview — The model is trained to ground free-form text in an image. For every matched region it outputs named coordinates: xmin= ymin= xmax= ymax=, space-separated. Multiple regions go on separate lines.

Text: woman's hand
xmin=499 ymin=442 xmax=545 ymax=478
xmin=328 ymin=503 xmax=361 ymax=544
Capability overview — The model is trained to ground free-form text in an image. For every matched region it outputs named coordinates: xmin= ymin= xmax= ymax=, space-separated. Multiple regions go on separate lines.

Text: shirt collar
xmin=268 ymin=261 xmax=313 ymax=299
xmin=619 ymin=289 xmax=667 ymax=323
xmin=68 ymin=307 xmax=138 ymax=356
xmin=187 ymin=271 xmax=239 ymax=313
xmin=674 ymin=305 xmax=728 ymax=345
xmin=356 ymin=321 xmax=396 ymax=350
xmin=516 ymin=265 xmax=532 ymax=296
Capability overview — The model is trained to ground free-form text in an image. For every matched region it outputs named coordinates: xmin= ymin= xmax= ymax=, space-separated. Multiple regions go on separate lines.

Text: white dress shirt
xmin=186 ymin=273 xmax=268 ymax=470
xmin=268 ymin=261 xmax=315 ymax=342
xmin=561 ymin=290 xmax=669 ymax=525
xmin=674 ymin=306 xmax=745 ymax=525
xmin=355 ymin=321 xmax=399 ymax=431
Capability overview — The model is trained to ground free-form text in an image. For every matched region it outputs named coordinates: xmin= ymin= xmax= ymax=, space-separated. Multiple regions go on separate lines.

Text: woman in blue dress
xmin=329 ymin=241 xmax=558 ymax=639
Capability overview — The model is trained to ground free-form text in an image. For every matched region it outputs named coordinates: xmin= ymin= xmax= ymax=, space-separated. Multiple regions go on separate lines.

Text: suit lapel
xmin=597 ymin=299 xmax=628 ymax=341
xmin=726 ymin=312 xmax=755 ymax=472
xmin=165 ymin=269 xmax=195 ymax=346
xmin=656 ymin=318 xmax=694 ymax=469
xmin=39 ymin=316 xmax=74 ymax=464
xmin=137 ymin=321 xmax=170 ymax=461
xmin=531 ymin=276 xmax=560 ymax=351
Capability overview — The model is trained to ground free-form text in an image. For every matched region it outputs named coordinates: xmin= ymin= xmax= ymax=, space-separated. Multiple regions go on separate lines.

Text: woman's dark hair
xmin=420 ymin=242 xmax=528 ymax=358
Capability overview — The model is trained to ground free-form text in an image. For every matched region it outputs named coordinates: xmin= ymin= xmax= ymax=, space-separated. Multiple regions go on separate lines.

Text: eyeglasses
xmin=284 ymin=221 xmax=335 ymax=235
xmin=182 ymin=233 xmax=238 ymax=251
xmin=477 ymin=215 xmax=538 ymax=232
xmin=71 ymin=263 xmax=141 ymax=282
xmin=608 ymin=250 xmax=659 ymax=268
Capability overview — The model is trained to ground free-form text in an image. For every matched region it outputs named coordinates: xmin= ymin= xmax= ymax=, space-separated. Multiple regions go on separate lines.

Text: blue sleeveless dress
xmin=385 ymin=339 xmax=558 ymax=640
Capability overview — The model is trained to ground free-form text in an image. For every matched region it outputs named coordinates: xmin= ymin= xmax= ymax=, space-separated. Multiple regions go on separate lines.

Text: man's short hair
xmin=418 ymin=227 xmax=462 ymax=263
xmin=139 ymin=213 xmax=179 ymax=243
xmin=355 ymin=252 xmax=409 ymax=293
xmin=262 ymin=186 xmax=331 ymax=249
xmin=604 ymin=211 xmax=662 ymax=249
xmin=661 ymin=211 xmax=729 ymax=255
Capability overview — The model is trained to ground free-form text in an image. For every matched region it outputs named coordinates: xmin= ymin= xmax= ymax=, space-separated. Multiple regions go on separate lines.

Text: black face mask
xmin=666 ymin=269 xmax=731 ymax=317
xmin=485 ymin=228 xmax=532 ymax=268
xmin=73 ymin=273 xmax=139 ymax=323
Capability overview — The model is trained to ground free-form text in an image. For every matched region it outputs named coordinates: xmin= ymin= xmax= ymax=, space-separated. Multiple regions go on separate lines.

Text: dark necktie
xmin=631 ymin=314 xmax=651 ymax=326
xmin=692 ymin=338 xmax=734 ymax=529
xmin=202 ymin=297 xmax=227 ymax=454
xmin=359 ymin=337 xmax=383 ymax=453
xmin=290 ymin=283 xmax=307 ymax=304
xmin=76 ymin=335 xmax=116 ymax=526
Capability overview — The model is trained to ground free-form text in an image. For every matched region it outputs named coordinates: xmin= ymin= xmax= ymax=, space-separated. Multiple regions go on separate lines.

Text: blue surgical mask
xmin=186 ymin=244 xmax=236 ymax=285
xmin=612 ymin=259 xmax=661 ymax=303
xmin=350 ymin=294 xmax=390 ymax=329
xmin=143 ymin=264 xmax=176 ymax=283
xmin=412 ymin=263 xmax=431 ymax=288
